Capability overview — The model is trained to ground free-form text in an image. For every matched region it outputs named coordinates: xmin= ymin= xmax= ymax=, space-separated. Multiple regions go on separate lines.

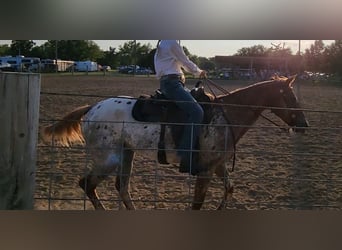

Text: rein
xmin=202 ymin=78 xmax=231 ymax=96
xmin=201 ymin=78 xmax=237 ymax=172
xmin=258 ymin=112 xmax=288 ymax=132
xmin=202 ymin=78 xmax=288 ymax=131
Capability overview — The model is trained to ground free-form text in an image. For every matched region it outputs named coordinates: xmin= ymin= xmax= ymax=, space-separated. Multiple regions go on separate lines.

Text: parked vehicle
xmin=41 ymin=59 xmax=74 ymax=72
xmin=0 ymin=55 xmax=40 ymax=72
xmin=118 ymin=65 xmax=153 ymax=75
xmin=118 ymin=65 xmax=138 ymax=74
xmin=0 ymin=62 xmax=12 ymax=71
xmin=99 ymin=65 xmax=111 ymax=71
xmin=74 ymin=61 xmax=98 ymax=72
xmin=134 ymin=67 xmax=153 ymax=75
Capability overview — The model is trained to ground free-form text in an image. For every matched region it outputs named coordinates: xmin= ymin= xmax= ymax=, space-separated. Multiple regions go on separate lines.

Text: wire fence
xmin=36 ymin=84 xmax=342 ymax=210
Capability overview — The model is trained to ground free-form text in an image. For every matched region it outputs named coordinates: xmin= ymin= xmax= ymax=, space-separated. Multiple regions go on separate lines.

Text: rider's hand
xmin=199 ymin=70 xmax=207 ymax=79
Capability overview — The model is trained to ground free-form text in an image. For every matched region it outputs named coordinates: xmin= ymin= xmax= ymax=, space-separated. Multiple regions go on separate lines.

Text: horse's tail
xmin=42 ymin=105 xmax=92 ymax=147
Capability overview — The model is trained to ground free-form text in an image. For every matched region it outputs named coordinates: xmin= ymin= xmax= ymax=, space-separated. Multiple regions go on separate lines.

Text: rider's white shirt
xmin=154 ymin=40 xmax=202 ymax=79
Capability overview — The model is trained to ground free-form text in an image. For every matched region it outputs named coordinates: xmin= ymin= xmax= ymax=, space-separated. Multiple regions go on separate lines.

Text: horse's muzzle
xmin=292 ymin=120 xmax=309 ymax=133
xmin=292 ymin=126 xmax=306 ymax=133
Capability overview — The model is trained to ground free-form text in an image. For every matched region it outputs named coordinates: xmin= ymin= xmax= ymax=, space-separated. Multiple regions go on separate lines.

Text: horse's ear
xmin=286 ymin=74 xmax=297 ymax=88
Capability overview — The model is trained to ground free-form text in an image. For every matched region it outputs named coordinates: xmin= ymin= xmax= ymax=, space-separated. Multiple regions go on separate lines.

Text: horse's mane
xmin=270 ymin=74 xmax=291 ymax=81
xmin=216 ymin=75 xmax=291 ymax=99
xmin=204 ymin=91 xmax=215 ymax=101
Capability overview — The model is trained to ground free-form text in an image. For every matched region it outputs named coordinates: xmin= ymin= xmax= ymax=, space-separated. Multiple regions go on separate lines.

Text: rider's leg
xmin=160 ymin=78 xmax=205 ymax=175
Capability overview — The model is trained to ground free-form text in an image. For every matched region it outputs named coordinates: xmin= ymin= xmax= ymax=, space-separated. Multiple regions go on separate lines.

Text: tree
xmin=198 ymin=57 xmax=216 ymax=71
xmin=37 ymin=41 xmax=56 ymax=59
xmin=144 ymin=48 xmax=157 ymax=71
xmin=0 ymin=44 xmax=10 ymax=56
xmin=117 ymin=40 xmax=137 ymax=65
xmin=97 ymin=46 xmax=119 ymax=68
xmin=117 ymin=40 xmax=153 ymax=67
xmin=135 ymin=43 xmax=153 ymax=67
xmin=56 ymin=40 xmax=102 ymax=61
xmin=268 ymin=43 xmax=293 ymax=57
xmin=10 ymin=40 xmax=36 ymax=56
xmin=324 ymin=40 xmax=342 ymax=75
xmin=303 ymin=40 xmax=326 ymax=72
xmin=86 ymin=41 xmax=103 ymax=61
xmin=234 ymin=45 xmax=268 ymax=57
xmin=30 ymin=45 xmax=49 ymax=59
xmin=39 ymin=40 xmax=103 ymax=61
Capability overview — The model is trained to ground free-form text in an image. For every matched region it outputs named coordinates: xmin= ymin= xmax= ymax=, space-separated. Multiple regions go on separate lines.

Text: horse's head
xmin=269 ymin=75 xmax=309 ymax=133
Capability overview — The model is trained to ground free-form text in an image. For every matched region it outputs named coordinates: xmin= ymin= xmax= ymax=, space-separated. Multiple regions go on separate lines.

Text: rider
xmin=154 ymin=40 xmax=207 ymax=175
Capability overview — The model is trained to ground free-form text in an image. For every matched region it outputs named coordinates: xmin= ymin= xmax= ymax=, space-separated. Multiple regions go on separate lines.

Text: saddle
xmin=132 ymin=85 xmax=214 ymax=164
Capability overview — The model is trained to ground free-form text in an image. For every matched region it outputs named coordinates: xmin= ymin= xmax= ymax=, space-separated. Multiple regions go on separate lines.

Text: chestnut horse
xmin=42 ymin=75 xmax=308 ymax=210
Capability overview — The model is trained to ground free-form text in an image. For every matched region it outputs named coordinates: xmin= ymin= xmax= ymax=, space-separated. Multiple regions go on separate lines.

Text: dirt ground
xmin=35 ymin=74 xmax=342 ymax=210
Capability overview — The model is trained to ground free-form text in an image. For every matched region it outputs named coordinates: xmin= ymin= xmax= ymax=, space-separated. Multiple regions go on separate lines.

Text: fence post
xmin=0 ymin=72 xmax=41 ymax=209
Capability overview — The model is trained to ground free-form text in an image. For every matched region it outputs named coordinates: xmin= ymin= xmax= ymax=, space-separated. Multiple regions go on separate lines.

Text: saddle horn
xmin=195 ymin=80 xmax=202 ymax=88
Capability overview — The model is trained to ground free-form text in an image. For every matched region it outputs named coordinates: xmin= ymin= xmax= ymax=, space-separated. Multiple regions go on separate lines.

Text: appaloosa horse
xmin=42 ymin=75 xmax=308 ymax=210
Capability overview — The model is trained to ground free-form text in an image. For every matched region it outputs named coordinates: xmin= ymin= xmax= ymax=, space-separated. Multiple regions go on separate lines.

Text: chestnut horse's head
xmin=269 ymin=75 xmax=309 ymax=133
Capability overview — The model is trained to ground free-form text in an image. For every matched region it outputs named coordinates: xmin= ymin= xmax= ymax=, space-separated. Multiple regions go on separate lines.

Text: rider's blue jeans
xmin=160 ymin=76 xmax=204 ymax=159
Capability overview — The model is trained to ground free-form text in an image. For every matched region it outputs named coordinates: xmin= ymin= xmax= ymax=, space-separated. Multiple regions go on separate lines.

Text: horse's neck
xmin=217 ymin=84 xmax=271 ymax=142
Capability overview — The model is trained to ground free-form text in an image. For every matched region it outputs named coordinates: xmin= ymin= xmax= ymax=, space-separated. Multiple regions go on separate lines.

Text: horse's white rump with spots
xmin=81 ymin=97 xmax=177 ymax=174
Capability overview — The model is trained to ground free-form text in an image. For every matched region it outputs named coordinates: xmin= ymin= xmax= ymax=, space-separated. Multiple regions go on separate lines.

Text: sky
xmin=94 ymin=40 xmax=334 ymax=57
xmin=0 ymin=40 xmax=334 ymax=58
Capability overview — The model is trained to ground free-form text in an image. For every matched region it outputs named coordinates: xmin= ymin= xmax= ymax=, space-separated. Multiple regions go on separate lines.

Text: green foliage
xmin=10 ymin=40 xmax=36 ymax=56
xmin=321 ymin=40 xmax=342 ymax=75
xmin=198 ymin=57 xmax=215 ymax=71
xmin=235 ymin=44 xmax=268 ymax=57
xmin=302 ymin=40 xmax=342 ymax=76
xmin=183 ymin=46 xmax=215 ymax=71
xmin=51 ymin=40 xmax=102 ymax=61
xmin=2 ymin=40 xmax=103 ymax=61
xmin=0 ymin=44 xmax=10 ymax=56
xmin=303 ymin=40 xmax=326 ymax=72
xmin=235 ymin=43 xmax=292 ymax=57
xmin=116 ymin=40 xmax=153 ymax=67
xmin=97 ymin=47 xmax=118 ymax=68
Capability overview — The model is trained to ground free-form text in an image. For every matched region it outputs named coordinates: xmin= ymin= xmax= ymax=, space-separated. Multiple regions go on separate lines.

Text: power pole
xmin=133 ymin=40 xmax=136 ymax=77
xmin=297 ymin=40 xmax=302 ymax=103
xmin=55 ymin=40 xmax=58 ymax=73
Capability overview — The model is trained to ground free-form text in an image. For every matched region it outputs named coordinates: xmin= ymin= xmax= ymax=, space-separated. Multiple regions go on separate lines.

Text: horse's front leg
xmin=215 ymin=164 xmax=234 ymax=210
xmin=192 ymin=171 xmax=213 ymax=210
xmin=115 ymin=149 xmax=136 ymax=210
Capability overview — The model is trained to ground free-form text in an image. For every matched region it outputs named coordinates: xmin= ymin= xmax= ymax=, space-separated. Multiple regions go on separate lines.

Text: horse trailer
xmin=74 ymin=61 xmax=98 ymax=72
xmin=0 ymin=56 xmax=40 ymax=72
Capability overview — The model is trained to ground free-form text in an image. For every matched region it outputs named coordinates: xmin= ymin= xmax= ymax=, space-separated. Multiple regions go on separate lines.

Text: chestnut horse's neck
xmin=215 ymin=80 xmax=283 ymax=142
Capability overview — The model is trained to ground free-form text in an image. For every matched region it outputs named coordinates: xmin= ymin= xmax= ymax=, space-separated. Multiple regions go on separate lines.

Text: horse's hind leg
xmin=79 ymin=173 xmax=107 ymax=210
xmin=192 ymin=172 xmax=213 ymax=210
xmin=215 ymin=165 xmax=233 ymax=210
xmin=115 ymin=149 xmax=135 ymax=210
xmin=79 ymin=151 xmax=122 ymax=210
